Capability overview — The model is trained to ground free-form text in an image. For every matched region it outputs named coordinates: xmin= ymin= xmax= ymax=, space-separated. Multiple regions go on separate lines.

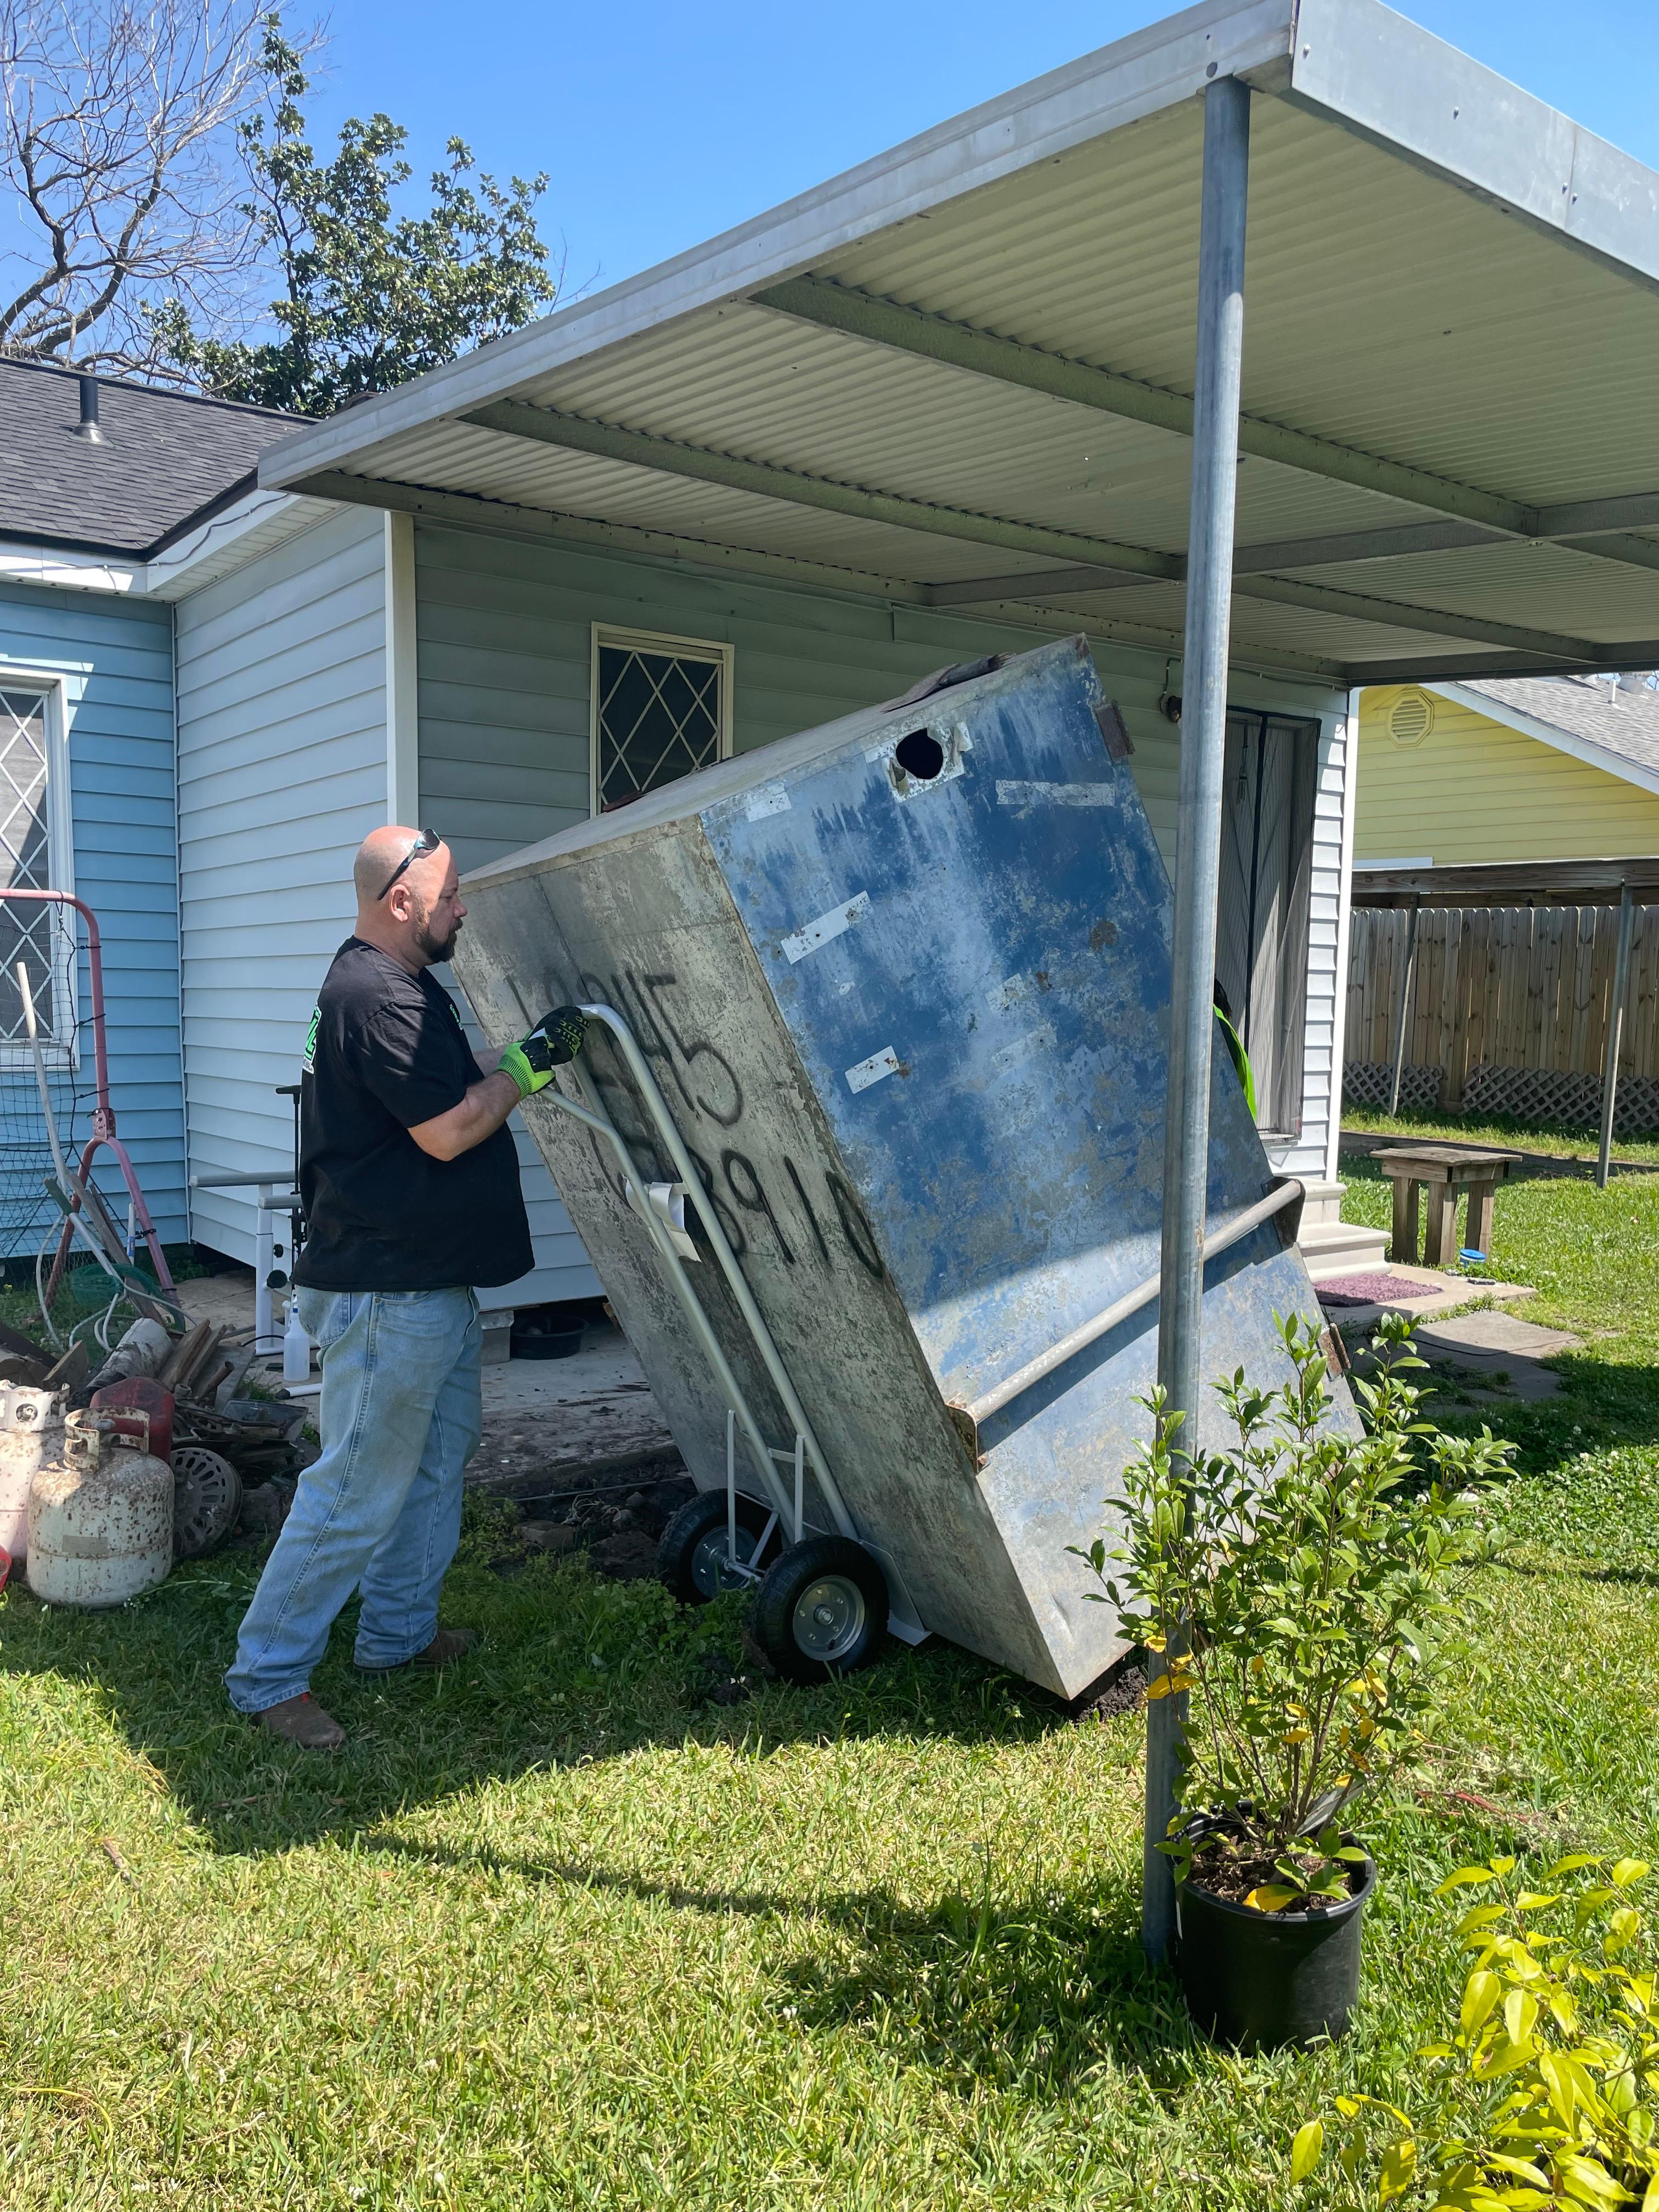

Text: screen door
xmin=1215 ymin=712 xmax=1318 ymax=1139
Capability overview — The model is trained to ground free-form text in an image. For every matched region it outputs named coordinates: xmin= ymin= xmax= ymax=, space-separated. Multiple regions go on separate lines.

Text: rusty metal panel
xmin=454 ymin=636 xmax=1353 ymax=1698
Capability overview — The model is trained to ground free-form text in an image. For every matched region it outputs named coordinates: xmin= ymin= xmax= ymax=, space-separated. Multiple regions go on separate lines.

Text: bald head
xmin=351 ymin=825 xmax=465 ymax=974
xmin=355 ymin=825 xmax=431 ymax=902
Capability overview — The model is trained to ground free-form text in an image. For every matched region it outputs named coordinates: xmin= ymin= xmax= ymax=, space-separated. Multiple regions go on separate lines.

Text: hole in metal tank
xmin=894 ymin=729 xmax=945 ymax=781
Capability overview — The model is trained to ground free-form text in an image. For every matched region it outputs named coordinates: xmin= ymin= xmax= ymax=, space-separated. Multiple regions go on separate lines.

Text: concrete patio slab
xmin=469 ymin=1326 xmax=678 ymax=1496
xmin=1415 ymin=1312 xmax=1580 ymax=1361
xmin=1410 ymin=1310 xmax=1581 ymax=1406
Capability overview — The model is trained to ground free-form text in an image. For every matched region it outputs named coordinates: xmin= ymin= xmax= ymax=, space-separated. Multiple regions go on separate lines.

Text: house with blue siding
xmin=13 ymin=0 xmax=1659 ymax=1361
xmin=0 ymin=362 xmax=300 ymax=1277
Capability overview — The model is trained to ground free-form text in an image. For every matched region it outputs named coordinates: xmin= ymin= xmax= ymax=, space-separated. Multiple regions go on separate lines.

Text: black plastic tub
xmin=510 ymin=1304 xmax=588 ymax=1361
xmin=1175 ymin=1841 xmax=1375 ymax=2050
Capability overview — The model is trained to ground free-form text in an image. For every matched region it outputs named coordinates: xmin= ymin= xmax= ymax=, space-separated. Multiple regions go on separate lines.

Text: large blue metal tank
xmin=454 ymin=636 xmax=1352 ymax=1697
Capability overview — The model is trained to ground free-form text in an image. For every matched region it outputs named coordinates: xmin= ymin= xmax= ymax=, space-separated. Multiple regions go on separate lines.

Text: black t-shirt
xmin=293 ymin=938 xmax=533 ymax=1292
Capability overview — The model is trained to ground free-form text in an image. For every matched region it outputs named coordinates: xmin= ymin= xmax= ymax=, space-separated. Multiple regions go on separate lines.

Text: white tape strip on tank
xmin=845 ymin=1045 xmax=901 ymax=1093
xmin=995 ymin=780 xmax=1115 ymax=808
xmin=782 ymin=890 xmax=870 ymax=964
xmin=746 ymin=784 xmax=791 ymax=820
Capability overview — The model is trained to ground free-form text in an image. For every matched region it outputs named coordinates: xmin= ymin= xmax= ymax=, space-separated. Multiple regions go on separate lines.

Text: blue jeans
xmin=226 ymin=1286 xmax=482 ymax=1715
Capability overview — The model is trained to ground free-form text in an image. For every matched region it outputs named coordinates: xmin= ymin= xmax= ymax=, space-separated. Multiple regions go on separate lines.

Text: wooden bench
xmin=1373 ymin=1144 xmax=1522 ymax=1268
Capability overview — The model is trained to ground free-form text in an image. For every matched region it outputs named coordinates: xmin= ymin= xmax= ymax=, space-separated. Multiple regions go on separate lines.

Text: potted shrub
xmin=1076 ymin=1311 xmax=1511 ymax=2050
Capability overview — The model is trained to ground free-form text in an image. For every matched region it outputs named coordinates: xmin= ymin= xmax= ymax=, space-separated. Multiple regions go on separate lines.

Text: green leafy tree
xmin=158 ymin=24 xmax=558 ymax=413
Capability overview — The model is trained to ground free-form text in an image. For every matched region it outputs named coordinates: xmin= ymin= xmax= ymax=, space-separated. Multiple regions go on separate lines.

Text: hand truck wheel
xmin=754 ymin=1536 xmax=889 ymax=1682
xmin=658 ymin=1489 xmax=776 ymax=1604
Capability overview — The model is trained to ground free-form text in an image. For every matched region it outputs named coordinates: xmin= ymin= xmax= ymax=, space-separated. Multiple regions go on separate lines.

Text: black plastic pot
xmin=1176 ymin=1838 xmax=1375 ymax=2050
xmin=510 ymin=1303 xmax=588 ymax=1361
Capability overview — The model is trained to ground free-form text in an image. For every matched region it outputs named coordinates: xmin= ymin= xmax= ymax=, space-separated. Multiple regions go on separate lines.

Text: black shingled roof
xmin=0 ymin=358 xmax=309 ymax=558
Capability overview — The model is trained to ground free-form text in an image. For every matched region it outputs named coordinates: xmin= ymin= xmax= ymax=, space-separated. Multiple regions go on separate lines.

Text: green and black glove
xmin=499 ymin=1007 xmax=588 ymax=1098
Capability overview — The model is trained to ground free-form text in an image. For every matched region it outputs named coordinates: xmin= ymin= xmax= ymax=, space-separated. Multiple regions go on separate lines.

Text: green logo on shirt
xmin=303 ymin=1007 xmax=320 ymax=1073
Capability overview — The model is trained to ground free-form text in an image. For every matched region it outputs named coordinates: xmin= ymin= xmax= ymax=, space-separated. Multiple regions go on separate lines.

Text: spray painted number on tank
xmin=585 ymin=1132 xmax=884 ymax=1283
xmin=578 ymin=967 xmax=743 ymax=1126
xmin=566 ymin=965 xmax=887 ymax=1284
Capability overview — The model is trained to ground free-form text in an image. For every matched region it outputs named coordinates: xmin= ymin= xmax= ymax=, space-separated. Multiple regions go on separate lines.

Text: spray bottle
xmin=283 ymin=1298 xmax=312 ymax=1386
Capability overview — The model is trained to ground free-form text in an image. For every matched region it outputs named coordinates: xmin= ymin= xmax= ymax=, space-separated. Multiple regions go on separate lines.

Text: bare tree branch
xmin=0 ymin=0 xmax=312 ymax=377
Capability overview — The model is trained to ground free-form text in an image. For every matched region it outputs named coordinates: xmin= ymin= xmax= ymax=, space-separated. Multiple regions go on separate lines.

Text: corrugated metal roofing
xmin=256 ymin=0 xmax=1659 ymax=684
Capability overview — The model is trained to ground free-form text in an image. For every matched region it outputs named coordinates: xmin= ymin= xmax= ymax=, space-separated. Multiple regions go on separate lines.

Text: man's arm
xmin=408 ymin=1008 xmax=589 ymax=1162
xmin=408 ymin=1071 xmax=521 ymax=1162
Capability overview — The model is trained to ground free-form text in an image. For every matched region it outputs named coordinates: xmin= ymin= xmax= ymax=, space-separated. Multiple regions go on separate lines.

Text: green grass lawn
xmin=2 ymin=1142 xmax=1656 ymax=2210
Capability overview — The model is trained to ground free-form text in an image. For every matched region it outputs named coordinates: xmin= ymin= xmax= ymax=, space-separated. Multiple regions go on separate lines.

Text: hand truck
xmin=545 ymin=1003 xmax=926 ymax=1681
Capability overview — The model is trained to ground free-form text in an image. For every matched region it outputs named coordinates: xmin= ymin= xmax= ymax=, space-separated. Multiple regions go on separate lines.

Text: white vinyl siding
xmin=1294 ymin=715 xmax=1348 ymax=1184
xmin=176 ymin=507 xmax=388 ymax=1264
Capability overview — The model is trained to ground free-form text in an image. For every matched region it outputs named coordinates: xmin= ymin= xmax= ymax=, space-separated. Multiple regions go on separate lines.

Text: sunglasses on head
xmin=377 ymin=827 xmax=441 ymax=900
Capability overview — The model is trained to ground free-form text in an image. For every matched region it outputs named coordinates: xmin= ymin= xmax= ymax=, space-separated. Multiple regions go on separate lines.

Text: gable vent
xmin=1387 ymin=690 xmax=1434 ymax=746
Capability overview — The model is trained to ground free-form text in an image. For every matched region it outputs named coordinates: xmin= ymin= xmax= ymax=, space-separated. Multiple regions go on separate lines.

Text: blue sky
xmin=298 ymin=0 xmax=1659 ymax=301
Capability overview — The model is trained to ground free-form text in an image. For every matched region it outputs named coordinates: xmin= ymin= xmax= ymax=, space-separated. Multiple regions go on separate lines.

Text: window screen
xmin=594 ymin=635 xmax=727 ymax=811
xmin=0 ymin=687 xmax=66 ymax=1048
xmin=1215 ymin=712 xmax=1319 ymax=1139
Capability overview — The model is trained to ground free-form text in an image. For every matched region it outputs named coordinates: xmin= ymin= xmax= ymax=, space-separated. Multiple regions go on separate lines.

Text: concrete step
xmin=1297 ymin=1216 xmax=1390 ymax=1281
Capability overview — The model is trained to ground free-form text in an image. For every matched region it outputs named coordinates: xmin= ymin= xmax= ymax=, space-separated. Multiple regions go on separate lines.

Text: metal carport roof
xmin=258 ymin=0 xmax=1659 ymax=686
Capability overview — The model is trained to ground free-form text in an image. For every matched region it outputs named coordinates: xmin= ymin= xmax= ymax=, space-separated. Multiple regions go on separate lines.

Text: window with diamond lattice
xmin=593 ymin=632 xmax=730 ymax=812
xmin=0 ymin=687 xmax=68 ymax=1051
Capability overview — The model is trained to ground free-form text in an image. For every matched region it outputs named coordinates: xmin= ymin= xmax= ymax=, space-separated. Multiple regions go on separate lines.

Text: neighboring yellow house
xmin=1356 ymin=676 xmax=1659 ymax=871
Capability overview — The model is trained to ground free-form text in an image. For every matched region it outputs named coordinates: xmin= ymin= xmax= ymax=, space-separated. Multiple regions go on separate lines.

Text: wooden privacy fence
xmin=1344 ymin=902 xmax=1659 ymax=1133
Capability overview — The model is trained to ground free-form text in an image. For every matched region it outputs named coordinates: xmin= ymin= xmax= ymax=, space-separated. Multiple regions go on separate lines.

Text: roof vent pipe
xmin=74 ymin=373 xmax=104 ymax=443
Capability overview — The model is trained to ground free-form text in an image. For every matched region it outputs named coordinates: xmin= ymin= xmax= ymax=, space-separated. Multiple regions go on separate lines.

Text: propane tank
xmin=27 ymin=1409 xmax=173 ymax=1607
xmin=84 ymin=1317 xmax=173 ymax=1396
xmin=0 ymin=1385 xmax=64 ymax=1561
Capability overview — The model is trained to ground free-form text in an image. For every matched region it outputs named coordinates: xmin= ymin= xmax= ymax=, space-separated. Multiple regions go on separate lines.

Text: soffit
xmin=256 ymin=0 xmax=1659 ymax=682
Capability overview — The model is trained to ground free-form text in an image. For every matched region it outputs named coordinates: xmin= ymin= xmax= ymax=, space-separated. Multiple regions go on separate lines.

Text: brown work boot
xmin=357 ymin=1627 xmax=477 ymax=1675
xmin=250 ymin=1692 xmax=346 ymax=1750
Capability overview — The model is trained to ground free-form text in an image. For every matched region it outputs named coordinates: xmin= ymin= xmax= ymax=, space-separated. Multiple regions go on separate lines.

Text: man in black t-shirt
xmin=225 ymin=827 xmax=584 ymax=1748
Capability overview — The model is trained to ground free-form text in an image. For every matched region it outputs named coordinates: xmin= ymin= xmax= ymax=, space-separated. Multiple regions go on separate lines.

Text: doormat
xmin=1316 ymin=1271 xmax=1437 ymax=1308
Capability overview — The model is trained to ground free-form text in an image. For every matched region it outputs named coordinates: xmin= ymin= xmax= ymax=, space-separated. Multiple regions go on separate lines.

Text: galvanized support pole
xmin=1387 ymin=899 xmax=1421 ymax=1116
xmin=1144 ymin=72 xmax=1252 ymax=1968
xmin=1596 ymin=882 xmax=1634 ymax=1189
